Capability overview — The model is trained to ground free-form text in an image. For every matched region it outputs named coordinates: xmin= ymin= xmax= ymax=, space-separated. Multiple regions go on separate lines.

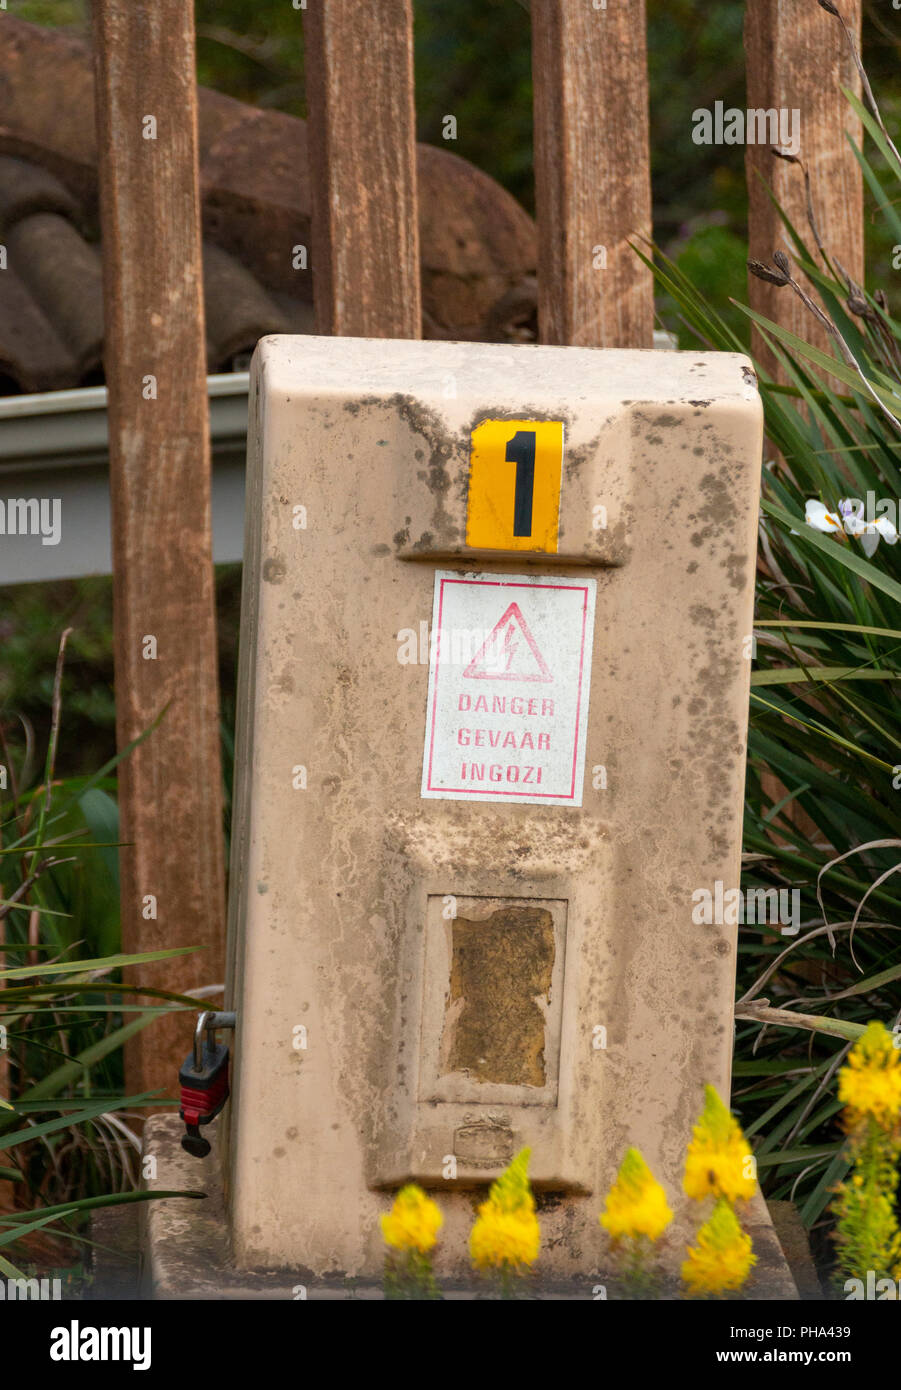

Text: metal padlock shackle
xmin=191 ymin=1010 xmax=236 ymax=1073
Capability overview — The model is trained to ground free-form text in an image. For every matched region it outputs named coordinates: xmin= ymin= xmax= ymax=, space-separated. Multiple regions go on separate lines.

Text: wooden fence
xmin=88 ymin=0 xmax=864 ymax=1094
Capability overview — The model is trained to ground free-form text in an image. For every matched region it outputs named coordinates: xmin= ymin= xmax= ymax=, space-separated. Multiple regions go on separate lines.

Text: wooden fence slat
xmin=92 ymin=1 xmax=225 ymax=1096
xmin=746 ymin=0 xmax=863 ymax=839
xmin=531 ymin=0 xmax=654 ymax=349
xmin=745 ymin=0 xmax=863 ymax=375
xmin=304 ymin=0 xmax=421 ymax=338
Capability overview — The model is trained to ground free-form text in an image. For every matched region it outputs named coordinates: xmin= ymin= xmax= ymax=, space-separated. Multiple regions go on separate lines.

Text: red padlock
xmin=179 ymin=1011 xmax=232 ymax=1157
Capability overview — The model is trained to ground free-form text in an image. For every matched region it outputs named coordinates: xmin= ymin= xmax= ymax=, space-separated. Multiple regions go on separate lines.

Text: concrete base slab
xmin=141 ymin=1115 xmax=799 ymax=1300
xmin=769 ymin=1199 xmax=826 ymax=1301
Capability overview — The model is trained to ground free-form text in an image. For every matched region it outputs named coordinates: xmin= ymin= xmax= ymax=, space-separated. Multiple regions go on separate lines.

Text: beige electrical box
xmin=224 ymin=335 xmax=763 ymax=1279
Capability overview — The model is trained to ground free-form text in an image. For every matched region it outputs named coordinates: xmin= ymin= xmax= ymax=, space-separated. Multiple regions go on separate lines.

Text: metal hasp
xmin=191 ymin=1011 xmax=236 ymax=1070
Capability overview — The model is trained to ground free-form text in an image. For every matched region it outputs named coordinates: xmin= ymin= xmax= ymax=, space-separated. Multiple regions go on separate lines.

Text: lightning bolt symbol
xmin=502 ymin=622 xmax=519 ymax=672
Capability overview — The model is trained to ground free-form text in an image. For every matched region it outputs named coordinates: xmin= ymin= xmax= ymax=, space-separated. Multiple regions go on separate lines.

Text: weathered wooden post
xmin=745 ymin=0 xmax=863 ymax=832
xmin=303 ymin=0 xmax=421 ymax=339
xmin=531 ymin=0 xmax=654 ymax=348
xmin=92 ymin=1 xmax=226 ymax=1094
xmin=745 ymin=0 xmax=863 ymax=373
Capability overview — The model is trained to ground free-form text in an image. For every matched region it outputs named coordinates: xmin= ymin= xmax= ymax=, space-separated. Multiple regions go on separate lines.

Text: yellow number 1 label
xmin=466 ymin=419 xmax=564 ymax=553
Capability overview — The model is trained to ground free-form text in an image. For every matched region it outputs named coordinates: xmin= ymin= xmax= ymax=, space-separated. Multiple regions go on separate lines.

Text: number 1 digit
xmin=506 ymin=429 xmax=536 ymax=537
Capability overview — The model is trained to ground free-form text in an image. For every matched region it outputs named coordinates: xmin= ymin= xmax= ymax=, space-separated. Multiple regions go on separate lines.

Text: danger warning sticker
xmin=421 ymin=571 xmax=597 ymax=805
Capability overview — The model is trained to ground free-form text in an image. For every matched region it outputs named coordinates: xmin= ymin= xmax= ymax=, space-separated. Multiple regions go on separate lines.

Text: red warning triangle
xmin=462 ymin=602 xmax=553 ymax=683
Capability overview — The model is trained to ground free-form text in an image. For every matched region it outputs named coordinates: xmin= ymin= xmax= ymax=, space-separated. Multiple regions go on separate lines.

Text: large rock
xmin=0 ymin=16 xmax=537 ymax=342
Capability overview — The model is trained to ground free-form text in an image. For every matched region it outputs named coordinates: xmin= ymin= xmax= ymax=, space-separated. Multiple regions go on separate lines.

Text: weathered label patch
xmin=421 ymin=571 xmax=596 ymax=805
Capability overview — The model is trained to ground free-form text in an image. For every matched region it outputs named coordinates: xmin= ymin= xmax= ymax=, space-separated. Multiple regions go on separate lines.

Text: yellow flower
xmin=600 ymin=1147 xmax=673 ymax=1242
xmin=470 ymin=1148 xmax=540 ymax=1273
xmin=380 ymin=1184 xmax=442 ymax=1254
xmin=489 ymin=1147 xmax=536 ymax=1213
xmin=470 ymin=1202 xmax=541 ymax=1271
xmin=683 ymin=1085 xmax=756 ymax=1203
xmin=838 ymin=1021 xmax=901 ymax=1129
xmin=682 ymin=1197 xmax=756 ymax=1296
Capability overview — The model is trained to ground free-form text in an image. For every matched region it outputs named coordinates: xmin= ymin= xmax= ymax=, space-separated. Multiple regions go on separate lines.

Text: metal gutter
xmin=0 ymin=374 xmax=249 ymax=583
xmin=0 ymin=372 xmax=250 ymax=468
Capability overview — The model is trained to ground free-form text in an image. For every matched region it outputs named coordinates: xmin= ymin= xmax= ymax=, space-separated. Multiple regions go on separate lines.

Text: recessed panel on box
xmin=420 ymin=894 xmax=567 ymax=1108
